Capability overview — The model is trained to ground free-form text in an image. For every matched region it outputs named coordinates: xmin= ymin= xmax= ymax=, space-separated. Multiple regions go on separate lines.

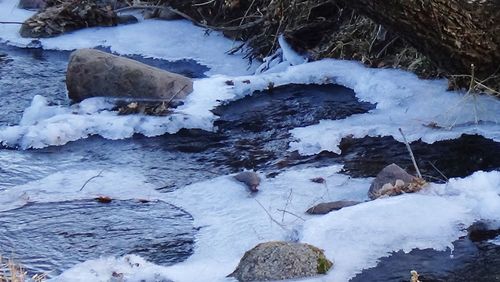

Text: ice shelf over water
xmin=8 ymin=167 xmax=492 ymax=282
xmin=1 ymin=59 xmax=499 ymax=151
xmin=1 ymin=0 xmax=499 ymax=152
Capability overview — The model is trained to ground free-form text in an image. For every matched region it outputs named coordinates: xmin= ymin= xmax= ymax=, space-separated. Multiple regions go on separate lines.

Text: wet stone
xmin=306 ymin=200 xmax=362 ymax=214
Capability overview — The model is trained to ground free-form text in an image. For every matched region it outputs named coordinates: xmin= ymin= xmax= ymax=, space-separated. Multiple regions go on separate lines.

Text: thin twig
xmin=239 ymin=0 xmax=257 ymax=26
xmin=422 ymin=174 xmax=447 ymax=183
xmin=114 ymin=4 xmax=163 ymax=13
xmin=281 ymin=189 xmax=293 ymax=222
xmin=376 ymin=36 xmax=398 ymax=58
xmin=79 ymin=170 xmax=105 ymax=191
xmin=192 ymin=0 xmax=215 ymax=6
xmin=167 ymin=84 xmax=188 ymax=105
xmin=398 ymin=128 xmax=422 ymax=178
xmin=277 ymin=209 xmax=306 ymax=221
xmin=115 ymin=5 xmax=264 ymax=31
xmin=427 ymin=161 xmax=448 ymax=181
xmin=254 ymin=199 xmax=287 ymax=230
xmin=0 ymin=21 xmax=23 ymax=24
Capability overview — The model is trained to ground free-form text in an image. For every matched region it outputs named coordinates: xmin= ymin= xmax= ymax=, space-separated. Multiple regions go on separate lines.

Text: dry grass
xmin=0 ymin=256 xmax=46 ymax=282
xmin=155 ymin=0 xmax=497 ymax=93
xmin=40 ymin=0 xmax=497 ymax=93
xmin=0 ymin=256 xmax=26 ymax=282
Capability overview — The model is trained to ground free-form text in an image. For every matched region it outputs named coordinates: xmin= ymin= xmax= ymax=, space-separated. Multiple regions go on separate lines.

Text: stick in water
xmin=79 ymin=170 xmax=105 ymax=191
xmin=398 ymin=128 xmax=422 ymax=178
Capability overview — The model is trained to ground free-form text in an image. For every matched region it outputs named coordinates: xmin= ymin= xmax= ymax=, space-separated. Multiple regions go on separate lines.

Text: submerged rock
xmin=66 ymin=48 xmax=193 ymax=103
xmin=368 ymin=163 xmax=425 ymax=199
xmin=306 ymin=200 xmax=361 ymax=214
xmin=234 ymin=171 xmax=261 ymax=192
xmin=467 ymin=221 xmax=500 ymax=242
xmin=229 ymin=241 xmax=332 ymax=281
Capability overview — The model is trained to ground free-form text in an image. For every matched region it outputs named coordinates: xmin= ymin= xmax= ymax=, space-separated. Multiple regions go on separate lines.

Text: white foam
xmin=0 ymin=0 xmax=257 ymax=76
xmin=48 ymin=168 xmax=499 ymax=282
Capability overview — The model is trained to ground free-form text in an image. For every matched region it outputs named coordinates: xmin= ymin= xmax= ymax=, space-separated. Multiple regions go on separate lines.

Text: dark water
xmin=352 ymin=223 xmax=500 ymax=282
xmin=0 ymin=200 xmax=194 ymax=276
xmin=0 ymin=44 xmax=499 ymax=279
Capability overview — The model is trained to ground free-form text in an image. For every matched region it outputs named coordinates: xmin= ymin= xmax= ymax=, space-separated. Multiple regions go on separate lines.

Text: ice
xmin=2 ymin=58 xmax=498 ymax=150
xmin=278 ymin=35 xmax=307 ymax=66
xmin=43 ymin=169 xmax=500 ymax=282
xmin=491 ymin=236 xmax=500 ymax=246
xmin=0 ymin=168 xmax=163 ymax=212
xmin=51 ymin=255 xmax=174 ymax=282
xmin=0 ymin=75 xmax=232 ymax=149
xmin=0 ymin=0 xmax=257 ymax=76
xmin=2 ymin=0 xmax=498 ymax=150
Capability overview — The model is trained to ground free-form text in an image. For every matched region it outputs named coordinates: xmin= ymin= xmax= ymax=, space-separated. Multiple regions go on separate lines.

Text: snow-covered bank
xmin=0 ymin=0 xmax=257 ymax=76
xmin=41 ymin=168 xmax=499 ymax=282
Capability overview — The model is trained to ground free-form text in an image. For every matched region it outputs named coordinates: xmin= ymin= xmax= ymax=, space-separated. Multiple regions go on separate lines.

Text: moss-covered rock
xmin=228 ymin=241 xmax=333 ymax=281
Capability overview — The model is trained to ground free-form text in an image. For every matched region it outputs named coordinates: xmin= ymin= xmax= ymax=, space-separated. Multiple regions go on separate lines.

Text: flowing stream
xmin=0 ymin=43 xmax=499 ymax=280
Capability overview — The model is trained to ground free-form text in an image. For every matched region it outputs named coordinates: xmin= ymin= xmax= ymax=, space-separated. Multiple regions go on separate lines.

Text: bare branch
xmin=398 ymin=128 xmax=422 ymax=178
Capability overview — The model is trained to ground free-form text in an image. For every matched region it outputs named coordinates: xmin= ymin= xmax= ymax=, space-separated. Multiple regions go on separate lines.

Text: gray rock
xmin=117 ymin=15 xmax=139 ymax=25
xmin=306 ymin=200 xmax=361 ymax=214
xmin=66 ymin=49 xmax=193 ymax=103
xmin=18 ymin=0 xmax=46 ymax=9
xmin=229 ymin=241 xmax=333 ymax=281
xmin=234 ymin=171 xmax=261 ymax=193
xmin=368 ymin=163 xmax=416 ymax=199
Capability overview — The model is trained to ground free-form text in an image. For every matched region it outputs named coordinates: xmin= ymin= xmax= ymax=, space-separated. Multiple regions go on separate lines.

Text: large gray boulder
xmin=306 ymin=200 xmax=361 ymax=214
xmin=228 ymin=241 xmax=333 ymax=281
xmin=66 ymin=49 xmax=193 ymax=103
xmin=368 ymin=163 xmax=418 ymax=199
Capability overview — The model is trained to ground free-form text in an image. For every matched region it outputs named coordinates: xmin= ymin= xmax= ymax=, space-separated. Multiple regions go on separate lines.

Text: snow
xmin=6 ymin=167 xmax=495 ymax=282
xmin=0 ymin=0 xmax=257 ymax=76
